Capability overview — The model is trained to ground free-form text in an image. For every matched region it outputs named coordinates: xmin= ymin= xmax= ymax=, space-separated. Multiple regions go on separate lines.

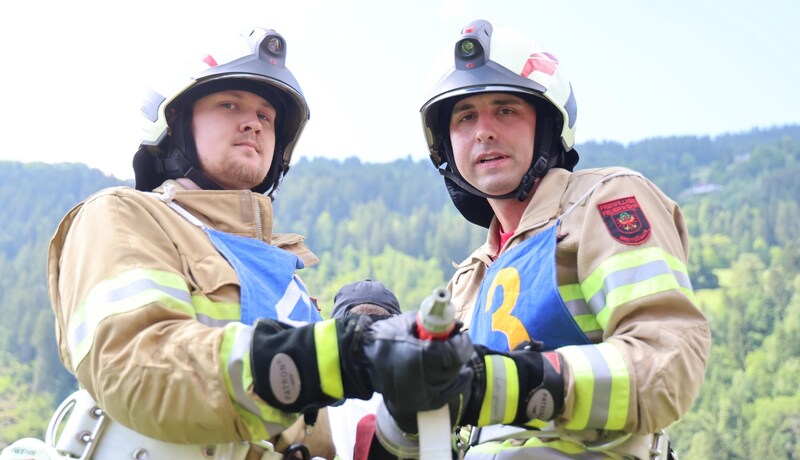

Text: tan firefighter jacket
xmin=450 ymin=167 xmax=711 ymax=458
xmin=47 ymin=180 xmax=336 ymax=458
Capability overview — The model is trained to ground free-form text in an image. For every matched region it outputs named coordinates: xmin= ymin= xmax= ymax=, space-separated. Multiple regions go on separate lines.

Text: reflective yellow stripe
xmin=221 ymin=323 xmax=293 ymax=439
xmin=220 ymin=323 xmax=244 ymax=405
xmin=221 ymin=323 xmax=266 ymax=439
xmin=478 ymin=355 xmax=518 ymax=425
xmin=193 ymin=295 xmax=241 ymax=326
xmin=315 ymin=320 xmax=343 ymax=399
xmin=596 ymin=274 xmax=682 ymax=328
xmin=478 ymin=355 xmax=496 ymax=426
xmin=559 ymin=284 xmax=602 ymax=335
xmin=521 ymin=437 xmax=586 ymax=455
xmin=468 ymin=438 xmax=588 ymax=457
xmin=573 ymin=314 xmax=602 ymax=334
xmin=560 ymin=343 xmax=630 ymax=431
xmin=68 ymin=269 xmax=195 ymax=366
xmin=558 ymin=284 xmax=583 ymax=301
xmin=559 ymin=346 xmax=594 ymax=430
xmin=597 ymin=343 xmax=629 ymax=430
xmin=522 ymin=418 xmax=549 ymax=429
xmin=581 ymin=247 xmax=694 ymax=329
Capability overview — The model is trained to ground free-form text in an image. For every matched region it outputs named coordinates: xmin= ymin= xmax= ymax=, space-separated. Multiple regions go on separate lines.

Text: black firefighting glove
xmin=383 ymin=342 xmax=565 ymax=434
xmin=251 ymin=315 xmax=375 ymax=413
xmin=250 ymin=312 xmax=473 ymax=416
xmin=363 ymin=312 xmax=474 ymax=419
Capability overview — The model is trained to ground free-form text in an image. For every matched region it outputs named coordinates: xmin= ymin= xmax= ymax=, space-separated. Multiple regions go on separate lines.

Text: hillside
xmin=1 ymin=125 xmax=799 ymax=457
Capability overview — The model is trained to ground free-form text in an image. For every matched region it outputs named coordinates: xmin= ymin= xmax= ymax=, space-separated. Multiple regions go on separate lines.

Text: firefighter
xmin=374 ymin=19 xmax=711 ymax=459
xmin=327 ymin=279 xmax=402 ymax=459
xmin=46 ymin=26 xmax=471 ymax=460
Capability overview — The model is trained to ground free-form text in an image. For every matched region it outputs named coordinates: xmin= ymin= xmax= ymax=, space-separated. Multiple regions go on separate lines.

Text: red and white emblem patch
xmin=597 ymin=196 xmax=651 ymax=245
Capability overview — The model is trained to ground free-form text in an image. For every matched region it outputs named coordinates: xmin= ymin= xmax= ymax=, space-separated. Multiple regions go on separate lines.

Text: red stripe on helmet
xmin=201 ymin=54 xmax=219 ymax=67
xmin=521 ymin=52 xmax=557 ymax=78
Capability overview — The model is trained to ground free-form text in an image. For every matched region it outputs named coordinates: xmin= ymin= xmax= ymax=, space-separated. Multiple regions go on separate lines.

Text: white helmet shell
xmin=421 ymin=19 xmax=577 ymax=167
xmin=420 ymin=19 xmax=579 ymax=228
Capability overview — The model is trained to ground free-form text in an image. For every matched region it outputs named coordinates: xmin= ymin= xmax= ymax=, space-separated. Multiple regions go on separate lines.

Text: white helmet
xmin=420 ymin=19 xmax=578 ymax=227
xmin=133 ymin=27 xmax=309 ymax=195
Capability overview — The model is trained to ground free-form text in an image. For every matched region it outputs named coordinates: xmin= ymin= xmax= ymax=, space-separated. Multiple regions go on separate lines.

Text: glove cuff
xmin=518 ymin=351 xmax=565 ymax=423
xmin=461 ymin=346 xmax=565 ymax=427
xmin=251 ymin=316 xmax=374 ymax=413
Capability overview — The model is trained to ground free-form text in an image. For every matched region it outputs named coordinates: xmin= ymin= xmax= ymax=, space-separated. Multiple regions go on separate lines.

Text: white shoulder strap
xmin=146 ymin=183 xmax=206 ymax=229
xmin=559 ymin=171 xmax=643 ymax=220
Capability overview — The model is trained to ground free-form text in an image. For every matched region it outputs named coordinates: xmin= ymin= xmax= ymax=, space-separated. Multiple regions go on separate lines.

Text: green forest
xmin=2 ymin=125 xmax=799 ymax=458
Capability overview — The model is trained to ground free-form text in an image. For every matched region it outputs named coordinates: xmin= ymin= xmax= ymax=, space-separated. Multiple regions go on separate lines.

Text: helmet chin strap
xmin=170 ymin=100 xmax=283 ymax=194
xmin=170 ymin=152 xmax=224 ymax=190
xmin=438 ymin=167 xmax=524 ymax=200
xmin=440 ymin=116 xmax=555 ymax=202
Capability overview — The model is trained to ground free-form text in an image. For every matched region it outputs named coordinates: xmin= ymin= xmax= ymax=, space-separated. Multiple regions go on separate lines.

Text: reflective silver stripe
xmin=578 ymin=346 xmax=613 ymax=428
xmin=227 ymin=325 xmax=259 ymax=415
xmin=673 ymin=270 xmax=692 ymax=289
xmin=560 ymin=343 xmax=629 ymax=431
xmin=560 ymin=285 xmax=602 ymax=339
xmin=498 ymin=449 xmax=606 ymax=459
xmin=193 ymin=295 xmax=241 ymax=325
xmin=487 ymin=354 xmax=509 ymax=423
xmin=564 ymin=298 xmax=593 ymax=317
xmin=584 ymin=330 xmax=603 ymax=343
xmin=605 ymin=259 xmax=690 ymax=292
xmin=68 ymin=272 xmax=195 ymax=366
xmin=195 ymin=315 xmax=237 ymax=328
xmin=468 ymin=425 xmax=656 ymax=459
xmin=69 ymin=278 xmax=192 ymax=351
xmin=587 ymin=259 xmax=686 ymax=314
xmin=465 ymin=443 xmax=609 ymax=459
xmin=225 ymin=324 xmax=285 ymax=436
xmin=96 ymin=277 xmax=192 ymax=305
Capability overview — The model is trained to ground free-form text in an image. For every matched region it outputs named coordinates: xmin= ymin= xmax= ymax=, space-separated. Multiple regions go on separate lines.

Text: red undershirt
xmin=496 ymin=225 xmax=516 ymax=259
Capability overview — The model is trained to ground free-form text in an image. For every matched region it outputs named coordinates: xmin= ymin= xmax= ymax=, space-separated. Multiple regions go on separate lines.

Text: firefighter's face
xmin=449 ymin=92 xmax=536 ymax=196
xmin=191 ymin=90 xmax=277 ymax=190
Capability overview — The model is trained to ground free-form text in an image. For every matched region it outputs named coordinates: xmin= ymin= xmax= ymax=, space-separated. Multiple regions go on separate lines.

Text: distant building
xmin=684 ymin=183 xmax=723 ymax=195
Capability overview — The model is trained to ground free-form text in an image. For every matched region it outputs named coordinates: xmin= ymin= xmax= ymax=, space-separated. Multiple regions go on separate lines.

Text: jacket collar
xmin=518 ymin=168 xmax=572 ymax=230
xmin=484 ymin=168 xmax=572 ymax=257
xmin=154 ymin=180 xmax=274 ymax=243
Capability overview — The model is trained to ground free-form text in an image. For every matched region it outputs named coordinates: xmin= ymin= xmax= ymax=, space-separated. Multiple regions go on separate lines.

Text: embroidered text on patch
xmin=597 ymin=196 xmax=651 ymax=245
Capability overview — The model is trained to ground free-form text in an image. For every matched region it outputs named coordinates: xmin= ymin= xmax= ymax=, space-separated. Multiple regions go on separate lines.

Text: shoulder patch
xmin=597 ymin=196 xmax=651 ymax=245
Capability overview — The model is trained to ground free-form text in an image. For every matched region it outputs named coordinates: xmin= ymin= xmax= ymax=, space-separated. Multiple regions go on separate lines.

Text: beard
xmin=210 ymin=150 xmax=270 ymax=190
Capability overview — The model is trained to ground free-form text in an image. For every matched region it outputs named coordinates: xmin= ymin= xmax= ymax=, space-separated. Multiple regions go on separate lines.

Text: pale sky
xmin=2 ymin=0 xmax=798 ymax=180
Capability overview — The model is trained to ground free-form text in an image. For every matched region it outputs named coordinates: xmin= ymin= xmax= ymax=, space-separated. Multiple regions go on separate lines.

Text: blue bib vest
xmin=205 ymin=227 xmax=321 ymax=326
xmin=469 ymin=221 xmax=591 ymax=352
xmin=152 ymin=187 xmax=321 ymax=327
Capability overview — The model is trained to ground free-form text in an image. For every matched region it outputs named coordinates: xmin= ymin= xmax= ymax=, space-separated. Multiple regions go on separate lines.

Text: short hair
xmin=347 ymin=303 xmax=396 ymax=318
